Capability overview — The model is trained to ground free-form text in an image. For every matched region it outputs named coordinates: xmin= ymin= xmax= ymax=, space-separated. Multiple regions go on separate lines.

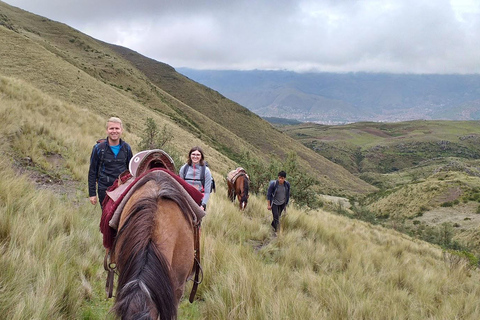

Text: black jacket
xmin=88 ymin=139 xmax=133 ymax=197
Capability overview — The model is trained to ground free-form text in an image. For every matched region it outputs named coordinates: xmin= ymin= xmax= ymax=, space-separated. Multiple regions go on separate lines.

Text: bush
xmin=137 ymin=117 xmax=182 ymax=170
xmin=139 ymin=117 xmax=172 ymax=150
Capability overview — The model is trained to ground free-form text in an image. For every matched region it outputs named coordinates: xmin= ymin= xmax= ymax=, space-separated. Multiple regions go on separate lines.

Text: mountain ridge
xmin=178 ymin=68 xmax=480 ymax=124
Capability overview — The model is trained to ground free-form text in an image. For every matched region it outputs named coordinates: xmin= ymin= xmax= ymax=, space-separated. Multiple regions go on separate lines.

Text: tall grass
xmin=2 ymin=161 xmax=480 ymax=319
xmin=0 ymin=159 xmax=111 ymax=319
xmin=2 ymin=76 xmax=480 ymax=319
xmin=176 ymin=182 xmax=480 ymax=319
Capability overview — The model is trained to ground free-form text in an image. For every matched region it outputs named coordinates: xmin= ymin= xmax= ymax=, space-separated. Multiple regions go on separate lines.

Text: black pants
xmin=271 ymin=203 xmax=286 ymax=232
xmin=98 ymin=188 xmax=107 ymax=209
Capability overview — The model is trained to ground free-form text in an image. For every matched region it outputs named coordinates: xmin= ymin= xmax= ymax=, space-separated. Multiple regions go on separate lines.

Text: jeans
xmin=271 ymin=203 xmax=286 ymax=232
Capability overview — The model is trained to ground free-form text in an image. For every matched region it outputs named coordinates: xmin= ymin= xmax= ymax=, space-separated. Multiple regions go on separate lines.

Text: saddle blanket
xmin=227 ymin=167 xmax=248 ymax=183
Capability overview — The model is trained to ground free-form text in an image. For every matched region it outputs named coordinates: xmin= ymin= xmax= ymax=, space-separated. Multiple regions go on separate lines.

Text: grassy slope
xmin=0 ymin=1 xmax=376 ymax=197
xmin=281 ymin=120 xmax=480 ymax=173
xmin=1 ymin=78 xmax=480 ymax=319
xmin=106 ymin=43 xmax=376 ymax=196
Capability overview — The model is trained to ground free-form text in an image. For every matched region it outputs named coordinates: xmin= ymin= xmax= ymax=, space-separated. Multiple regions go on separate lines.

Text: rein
xmin=104 ymin=249 xmax=117 ymax=298
xmin=189 ymin=221 xmax=203 ymax=303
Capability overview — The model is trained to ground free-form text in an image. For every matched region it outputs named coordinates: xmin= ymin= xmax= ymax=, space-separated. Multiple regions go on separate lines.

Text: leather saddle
xmin=227 ymin=167 xmax=248 ymax=184
xmin=129 ymin=149 xmax=176 ymax=177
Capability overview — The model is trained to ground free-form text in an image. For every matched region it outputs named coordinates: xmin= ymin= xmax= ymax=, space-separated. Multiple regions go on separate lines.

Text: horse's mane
xmin=112 ymin=174 xmax=194 ymax=319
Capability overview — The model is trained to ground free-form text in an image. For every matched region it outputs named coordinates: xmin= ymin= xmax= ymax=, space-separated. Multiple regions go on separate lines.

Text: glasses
xmin=191 ymin=153 xmax=202 ymax=157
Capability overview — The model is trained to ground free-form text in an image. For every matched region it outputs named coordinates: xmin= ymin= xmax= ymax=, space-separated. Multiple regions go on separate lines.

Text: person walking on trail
xmin=88 ymin=117 xmax=133 ymax=208
xmin=179 ymin=146 xmax=212 ymax=211
xmin=267 ymin=171 xmax=291 ymax=233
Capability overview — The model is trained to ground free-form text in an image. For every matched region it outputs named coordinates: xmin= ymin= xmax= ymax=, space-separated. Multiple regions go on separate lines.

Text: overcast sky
xmin=4 ymin=0 xmax=480 ymax=74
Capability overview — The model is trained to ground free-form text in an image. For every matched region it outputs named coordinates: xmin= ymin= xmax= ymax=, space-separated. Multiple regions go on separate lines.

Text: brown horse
xmin=227 ymin=172 xmax=250 ymax=210
xmin=108 ymin=170 xmax=204 ymax=319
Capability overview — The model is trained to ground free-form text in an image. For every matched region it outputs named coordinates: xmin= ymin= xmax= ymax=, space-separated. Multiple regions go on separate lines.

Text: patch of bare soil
xmin=360 ymin=128 xmax=392 ymax=138
xmin=433 ymin=186 xmax=463 ymax=203
xmin=13 ymin=155 xmax=81 ymax=203
xmin=415 ymin=202 xmax=480 ymax=230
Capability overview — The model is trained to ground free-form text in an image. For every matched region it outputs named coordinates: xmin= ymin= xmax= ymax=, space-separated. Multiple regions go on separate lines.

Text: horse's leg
xmin=227 ymin=181 xmax=235 ymax=202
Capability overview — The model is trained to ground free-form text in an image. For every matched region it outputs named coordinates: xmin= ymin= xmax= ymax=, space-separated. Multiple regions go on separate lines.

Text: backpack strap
xmin=200 ymin=165 xmax=205 ymax=189
xmin=182 ymin=165 xmax=188 ymax=181
xmin=95 ymin=139 xmax=108 ymax=179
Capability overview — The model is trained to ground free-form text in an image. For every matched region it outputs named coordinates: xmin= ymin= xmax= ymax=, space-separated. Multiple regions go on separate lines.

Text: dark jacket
xmin=267 ymin=179 xmax=290 ymax=205
xmin=88 ymin=138 xmax=133 ymax=197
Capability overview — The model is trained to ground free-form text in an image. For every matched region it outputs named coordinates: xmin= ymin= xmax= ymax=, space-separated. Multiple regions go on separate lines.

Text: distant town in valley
xmin=178 ymin=69 xmax=480 ymax=124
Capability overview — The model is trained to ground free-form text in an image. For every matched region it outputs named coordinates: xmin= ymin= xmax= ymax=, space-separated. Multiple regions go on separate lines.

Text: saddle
xmin=129 ymin=149 xmax=176 ymax=176
xmin=227 ymin=167 xmax=249 ymax=184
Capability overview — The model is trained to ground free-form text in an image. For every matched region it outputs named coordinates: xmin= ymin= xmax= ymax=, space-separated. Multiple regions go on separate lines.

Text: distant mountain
xmin=177 ymin=69 xmax=480 ymax=124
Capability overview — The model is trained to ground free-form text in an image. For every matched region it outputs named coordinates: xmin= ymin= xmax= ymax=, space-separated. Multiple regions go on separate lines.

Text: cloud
xmin=4 ymin=0 xmax=480 ymax=73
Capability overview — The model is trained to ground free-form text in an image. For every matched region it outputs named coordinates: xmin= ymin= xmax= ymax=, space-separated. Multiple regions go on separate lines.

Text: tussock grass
xmin=176 ymin=182 xmax=480 ymax=319
xmin=2 ymin=152 xmax=480 ymax=319
xmin=0 ymin=159 xmax=110 ymax=319
xmin=1 ymin=6 xmax=480 ymax=318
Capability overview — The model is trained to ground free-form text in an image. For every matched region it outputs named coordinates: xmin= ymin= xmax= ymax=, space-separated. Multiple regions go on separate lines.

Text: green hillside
xmin=0 ymin=1 xmax=375 ymax=197
xmin=281 ymin=120 xmax=480 ymax=174
xmin=281 ymin=121 xmax=480 ymax=255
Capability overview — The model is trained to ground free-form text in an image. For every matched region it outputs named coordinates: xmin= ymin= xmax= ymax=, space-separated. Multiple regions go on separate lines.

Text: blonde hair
xmin=106 ymin=117 xmax=123 ymax=129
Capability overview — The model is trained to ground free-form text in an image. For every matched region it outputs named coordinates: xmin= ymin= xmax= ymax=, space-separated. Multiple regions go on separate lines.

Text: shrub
xmin=139 ymin=117 xmax=172 ymax=150
xmin=137 ymin=117 xmax=182 ymax=168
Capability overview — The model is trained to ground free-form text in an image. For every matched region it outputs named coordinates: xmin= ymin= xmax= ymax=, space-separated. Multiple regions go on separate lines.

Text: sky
xmin=4 ymin=0 xmax=480 ymax=74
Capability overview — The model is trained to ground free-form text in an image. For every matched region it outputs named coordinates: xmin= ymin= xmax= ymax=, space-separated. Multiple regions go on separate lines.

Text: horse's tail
xmin=113 ymin=197 xmax=176 ymax=320
xmin=241 ymin=174 xmax=249 ymax=203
